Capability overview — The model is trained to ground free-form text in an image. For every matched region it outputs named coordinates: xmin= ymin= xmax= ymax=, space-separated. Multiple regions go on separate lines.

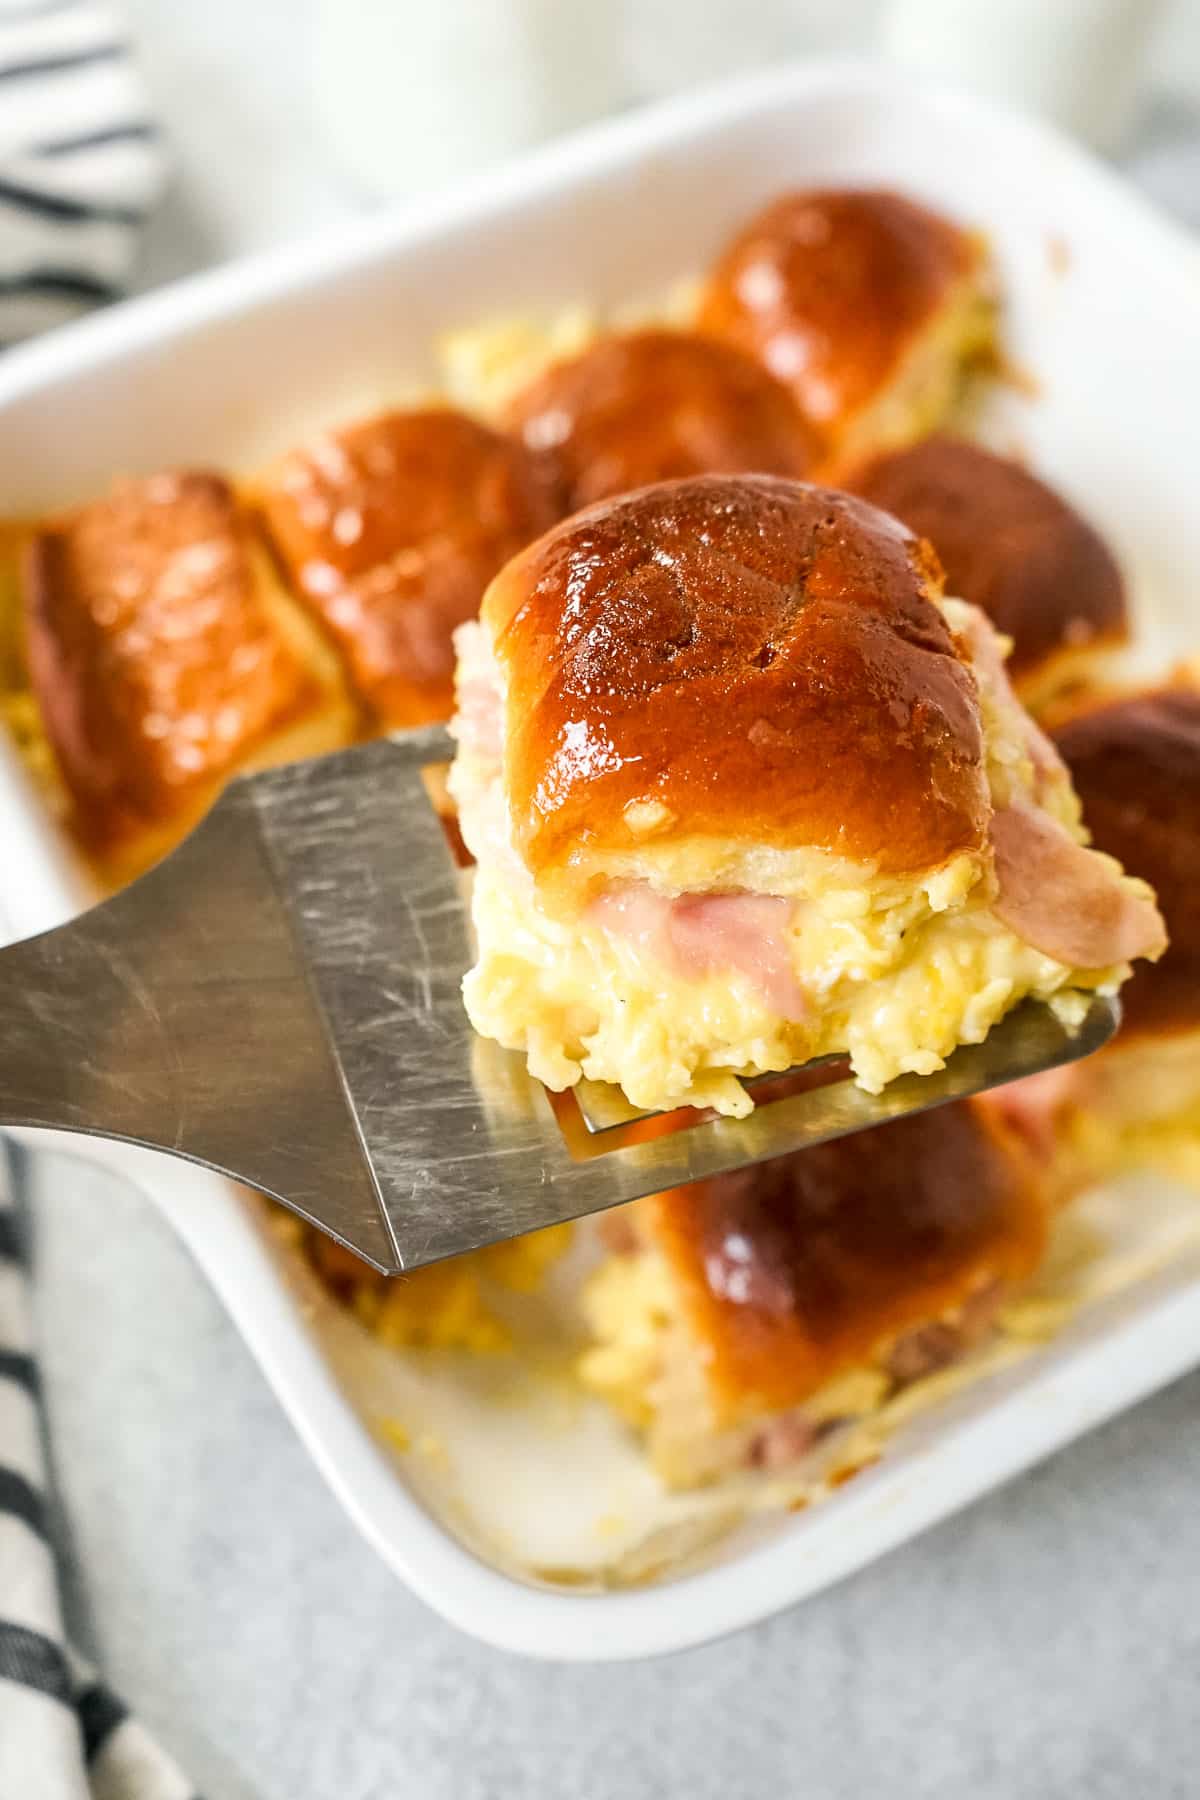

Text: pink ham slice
xmin=990 ymin=798 xmax=1166 ymax=968
xmin=591 ymin=884 xmax=806 ymax=1019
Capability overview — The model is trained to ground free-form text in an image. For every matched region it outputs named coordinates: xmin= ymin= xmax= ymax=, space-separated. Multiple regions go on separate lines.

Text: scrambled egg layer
xmin=463 ymin=860 xmax=1095 ymax=1115
xmin=281 ymin=1210 xmax=573 ymax=1353
xmin=451 ymin=603 xmax=1130 ymax=1119
xmin=831 ymin=263 xmax=998 ymax=467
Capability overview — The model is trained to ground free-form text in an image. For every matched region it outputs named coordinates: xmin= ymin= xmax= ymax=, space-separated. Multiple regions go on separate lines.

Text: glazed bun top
xmin=1053 ymin=687 xmax=1200 ymax=1040
xmin=23 ymin=472 xmax=311 ymax=832
xmin=846 ymin=436 xmax=1127 ymax=691
xmin=482 ymin=474 xmax=990 ymax=880
xmin=648 ymin=1098 xmax=1046 ymax=1415
xmin=698 ymin=189 xmax=982 ymax=448
xmin=505 ymin=328 xmax=819 ymax=514
xmin=259 ymin=406 xmax=557 ymax=725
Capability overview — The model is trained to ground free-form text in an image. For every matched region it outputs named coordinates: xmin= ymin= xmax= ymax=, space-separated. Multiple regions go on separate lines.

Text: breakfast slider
xmin=845 ymin=436 xmax=1128 ymax=712
xmin=258 ymin=406 xmax=557 ymax=728
xmin=21 ymin=470 xmax=344 ymax=860
xmin=698 ymin=189 xmax=994 ymax=463
xmin=505 ymin=327 xmax=818 ymax=514
xmin=580 ymin=1099 xmax=1048 ymax=1487
xmin=449 ymin=474 xmax=1164 ymax=1119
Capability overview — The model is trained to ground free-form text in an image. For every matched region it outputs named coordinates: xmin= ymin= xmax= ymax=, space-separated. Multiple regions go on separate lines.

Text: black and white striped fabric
xmin=0 ymin=9 xmax=189 ymax=1787
xmin=0 ymin=1145 xmax=199 ymax=1799
xmin=0 ymin=0 xmax=166 ymax=348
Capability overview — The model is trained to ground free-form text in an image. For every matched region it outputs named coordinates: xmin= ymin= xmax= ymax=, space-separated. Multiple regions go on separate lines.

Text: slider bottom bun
xmin=578 ymin=1102 xmax=1052 ymax=1489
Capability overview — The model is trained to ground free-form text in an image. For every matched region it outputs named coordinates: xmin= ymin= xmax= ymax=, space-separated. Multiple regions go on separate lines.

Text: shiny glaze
xmin=506 ymin=328 xmax=818 ymax=513
xmin=22 ymin=472 xmax=312 ymax=836
xmin=260 ymin=407 xmax=557 ymax=726
xmin=649 ymin=1099 xmax=1046 ymax=1416
xmin=848 ymin=435 xmax=1127 ymax=687
xmin=484 ymin=475 xmax=989 ymax=877
xmin=699 ymin=189 xmax=979 ymax=448
xmin=1054 ymin=687 xmax=1200 ymax=1039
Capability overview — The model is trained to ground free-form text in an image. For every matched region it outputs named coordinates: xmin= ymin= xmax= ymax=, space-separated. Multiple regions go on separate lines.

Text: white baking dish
xmin=3 ymin=61 xmax=1200 ymax=1661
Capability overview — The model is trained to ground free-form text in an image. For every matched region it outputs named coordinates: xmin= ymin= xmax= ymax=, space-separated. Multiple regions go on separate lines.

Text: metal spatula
xmin=0 ymin=728 xmax=1117 ymax=1272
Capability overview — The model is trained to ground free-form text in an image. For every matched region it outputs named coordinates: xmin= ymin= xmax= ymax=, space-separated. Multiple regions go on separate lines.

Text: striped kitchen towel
xmin=0 ymin=0 xmax=167 ymax=348
xmin=0 ymin=1144 xmax=199 ymax=1799
xmin=0 ymin=11 xmax=189 ymax=1788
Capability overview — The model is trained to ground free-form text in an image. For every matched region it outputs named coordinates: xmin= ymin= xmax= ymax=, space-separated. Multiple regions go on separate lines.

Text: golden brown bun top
xmin=648 ymin=1099 xmax=1047 ymax=1416
xmin=22 ymin=472 xmax=311 ymax=837
xmin=259 ymin=407 xmax=557 ymax=727
xmin=1053 ymin=686 xmax=1200 ymax=1040
xmin=698 ymin=189 xmax=980 ymax=447
xmin=846 ymin=436 xmax=1127 ymax=687
xmin=505 ymin=328 xmax=820 ymax=514
xmin=484 ymin=474 xmax=989 ymax=879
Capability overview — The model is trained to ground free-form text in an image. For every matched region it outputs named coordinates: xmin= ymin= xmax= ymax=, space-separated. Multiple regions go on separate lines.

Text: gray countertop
xmin=22 ymin=5 xmax=1200 ymax=1794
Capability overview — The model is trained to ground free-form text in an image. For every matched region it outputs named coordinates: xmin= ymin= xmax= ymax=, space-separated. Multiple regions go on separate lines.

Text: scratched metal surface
xmin=0 ymin=729 xmax=1118 ymax=1270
